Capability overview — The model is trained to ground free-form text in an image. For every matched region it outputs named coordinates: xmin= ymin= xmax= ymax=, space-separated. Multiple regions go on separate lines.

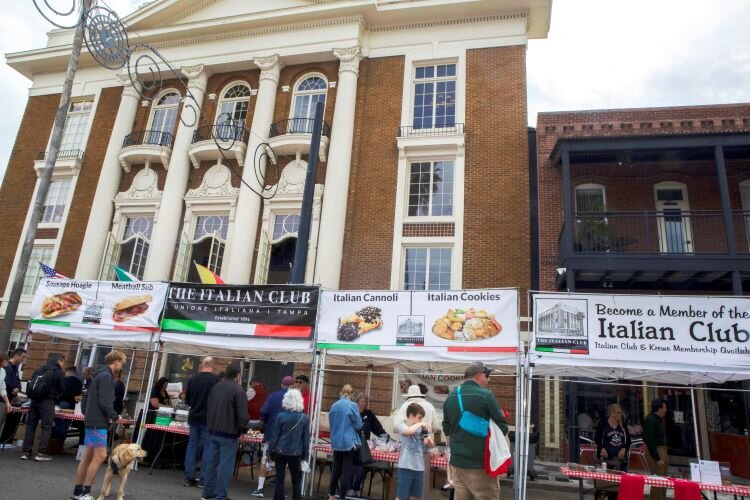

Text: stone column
xmin=75 ymin=75 xmax=140 ymax=279
xmin=143 ymin=65 xmax=208 ymax=280
xmin=223 ymin=55 xmax=282 ymax=284
xmin=314 ymin=47 xmax=362 ymax=289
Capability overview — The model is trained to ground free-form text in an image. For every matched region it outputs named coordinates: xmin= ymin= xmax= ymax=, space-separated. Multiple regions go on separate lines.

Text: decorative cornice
xmin=255 ymin=54 xmax=282 ymax=85
xmin=185 ymin=163 xmax=239 ymax=200
xmin=115 ymin=166 xmax=162 ymax=202
xmin=369 ymin=13 xmax=527 ymax=33
xmin=165 ymin=0 xmax=220 ymax=26
xmin=333 ymin=46 xmax=362 ymax=76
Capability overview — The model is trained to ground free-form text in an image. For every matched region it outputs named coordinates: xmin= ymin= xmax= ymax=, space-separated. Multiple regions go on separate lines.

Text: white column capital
xmin=334 ymin=46 xmax=362 ymax=76
xmin=182 ymin=64 xmax=210 ymax=90
xmin=116 ymin=74 xmax=141 ymax=100
xmin=255 ymin=54 xmax=283 ymax=85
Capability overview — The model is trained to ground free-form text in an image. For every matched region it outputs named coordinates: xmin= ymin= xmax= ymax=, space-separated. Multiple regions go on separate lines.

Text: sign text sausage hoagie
xmin=112 ymin=295 xmax=152 ymax=323
xmin=41 ymin=292 xmax=83 ymax=318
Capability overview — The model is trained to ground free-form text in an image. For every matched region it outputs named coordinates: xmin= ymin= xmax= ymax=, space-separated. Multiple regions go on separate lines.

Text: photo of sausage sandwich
xmin=41 ymin=291 xmax=83 ymax=318
xmin=112 ymin=295 xmax=152 ymax=323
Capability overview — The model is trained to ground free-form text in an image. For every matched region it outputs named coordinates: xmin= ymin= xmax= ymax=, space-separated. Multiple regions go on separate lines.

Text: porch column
xmin=75 ymin=75 xmax=140 ymax=279
xmin=314 ymin=47 xmax=362 ymax=289
xmin=223 ymin=54 xmax=282 ymax=284
xmin=144 ymin=65 xmax=208 ymax=280
xmin=714 ymin=145 xmax=743 ymax=295
xmin=561 ymin=149 xmax=576 ymax=291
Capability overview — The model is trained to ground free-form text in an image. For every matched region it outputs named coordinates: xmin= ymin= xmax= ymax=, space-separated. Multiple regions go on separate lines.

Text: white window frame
xmin=401 ymin=243 xmax=454 ymax=290
xmin=410 ymin=62 xmax=458 ymax=130
xmin=406 ymin=159 xmax=455 ymax=220
xmin=147 ymin=89 xmax=181 ymax=141
xmin=58 ymin=99 xmax=94 ymax=152
xmin=215 ymin=81 xmax=251 ymax=136
xmin=173 ymin=212 xmax=230 ymax=281
xmin=289 ymin=73 xmax=328 ymax=132
xmin=574 ymin=183 xmax=607 ymax=213
xmin=39 ymin=178 xmax=73 ymax=226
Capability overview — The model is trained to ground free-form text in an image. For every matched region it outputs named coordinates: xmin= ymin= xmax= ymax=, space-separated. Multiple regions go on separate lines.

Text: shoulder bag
xmin=353 ymin=429 xmax=374 ymax=465
xmin=457 ymin=385 xmax=489 ymax=438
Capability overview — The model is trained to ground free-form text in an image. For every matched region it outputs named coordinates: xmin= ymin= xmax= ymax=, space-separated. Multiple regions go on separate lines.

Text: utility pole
xmin=0 ymin=0 xmax=91 ymax=350
xmin=289 ymin=101 xmax=324 ymax=284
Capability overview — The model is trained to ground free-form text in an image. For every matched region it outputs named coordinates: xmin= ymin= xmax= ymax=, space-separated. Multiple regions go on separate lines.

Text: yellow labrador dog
xmin=97 ymin=443 xmax=147 ymax=500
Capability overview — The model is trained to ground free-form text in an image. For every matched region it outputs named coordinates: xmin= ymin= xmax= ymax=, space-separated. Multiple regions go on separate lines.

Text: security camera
xmin=556 ymin=268 xmax=566 ymax=276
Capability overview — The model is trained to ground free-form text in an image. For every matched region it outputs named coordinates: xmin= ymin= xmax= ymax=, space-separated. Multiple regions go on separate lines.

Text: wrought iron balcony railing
xmin=561 ymin=210 xmax=750 ymax=255
xmin=122 ymin=129 xmax=175 ymax=148
xmin=192 ymin=124 xmax=250 ymax=144
xmin=398 ymin=123 xmax=464 ymax=137
xmin=269 ymin=118 xmax=331 ymax=138
xmin=36 ymin=149 xmax=85 ymax=161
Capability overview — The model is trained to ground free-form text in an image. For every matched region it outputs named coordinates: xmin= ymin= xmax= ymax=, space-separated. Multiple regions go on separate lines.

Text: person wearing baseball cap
xmin=294 ymin=374 xmax=311 ymax=414
xmin=443 ymin=361 xmax=508 ymax=499
xmin=252 ymin=375 xmax=294 ymax=497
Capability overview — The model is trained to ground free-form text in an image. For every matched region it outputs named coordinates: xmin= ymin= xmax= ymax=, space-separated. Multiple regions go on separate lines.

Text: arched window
xmin=147 ymin=90 xmax=181 ymax=144
xmin=216 ymin=82 xmax=251 ymax=139
xmin=291 ymin=75 xmax=327 ymax=133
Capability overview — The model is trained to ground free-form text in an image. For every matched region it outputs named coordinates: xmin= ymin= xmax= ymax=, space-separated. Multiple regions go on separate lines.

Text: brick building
xmin=1 ymin=0 xmax=550 ymax=419
xmin=535 ymin=104 xmax=750 ymax=472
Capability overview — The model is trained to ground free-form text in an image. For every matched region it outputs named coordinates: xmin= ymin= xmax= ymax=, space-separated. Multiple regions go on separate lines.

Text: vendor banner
xmin=318 ymin=289 xmax=519 ymax=352
xmin=30 ymin=279 xmax=168 ymax=333
xmin=161 ymin=283 xmax=319 ymax=339
xmin=532 ymin=293 xmax=750 ymax=366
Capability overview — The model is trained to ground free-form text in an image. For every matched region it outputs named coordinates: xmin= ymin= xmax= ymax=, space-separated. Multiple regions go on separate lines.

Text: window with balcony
xmin=291 ymin=75 xmax=327 ymax=133
xmin=403 ymin=247 xmax=452 ymax=290
xmin=741 ymin=181 xmax=750 ymax=252
xmin=41 ymin=179 xmax=72 ymax=224
xmin=216 ymin=83 xmax=251 ymax=140
xmin=22 ymin=246 xmax=54 ymax=295
xmin=59 ymin=100 xmax=93 ymax=152
xmin=407 ymin=161 xmax=454 ymax=217
xmin=147 ymin=90 xmax=181 ymax=144
xmin=575 ymin=184 xmax=608 ymax=251
xmin=412 ymin=63 xmax=456 ymax=129
xmin=174 ymin=214 xmax=229 ymax=282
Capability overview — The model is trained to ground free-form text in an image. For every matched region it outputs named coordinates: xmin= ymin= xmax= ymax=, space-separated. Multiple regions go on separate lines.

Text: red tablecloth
xmin=143 ymin=424 xmax=263 ymax=444
xmin=10 ymin=407 xmax=133 ymax=426
xmin=560 ymin=466 xmax=750 ymax=495
xmin=314 ymin=444 xmax=448 ymax=468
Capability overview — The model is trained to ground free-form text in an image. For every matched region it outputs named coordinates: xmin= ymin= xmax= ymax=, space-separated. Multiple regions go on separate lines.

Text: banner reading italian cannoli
xmin=30 ymin=279 xmax=168 ymax=336
xmin=161 ymin=283 xmax=319 ymax=339
xmin=317 ymin=289 xmax=519 ymax=352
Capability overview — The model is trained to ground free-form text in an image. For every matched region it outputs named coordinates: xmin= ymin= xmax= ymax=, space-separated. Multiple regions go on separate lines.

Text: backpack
xmin=27 ymin=366 xmax=54 ymax=401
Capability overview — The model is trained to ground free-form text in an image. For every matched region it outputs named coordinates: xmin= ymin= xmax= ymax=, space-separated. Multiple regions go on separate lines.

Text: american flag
xmin=39 ymin=261 xmax=69 ymax=279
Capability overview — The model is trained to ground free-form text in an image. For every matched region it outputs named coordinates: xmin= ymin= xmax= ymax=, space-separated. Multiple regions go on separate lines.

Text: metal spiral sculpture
xmin=33 ymin=0 xmax=282 ymax=200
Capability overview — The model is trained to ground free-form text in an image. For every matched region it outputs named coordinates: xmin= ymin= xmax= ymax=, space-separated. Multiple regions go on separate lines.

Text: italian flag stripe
xmin=317 ymin=343 xmax=381 ymax=350
xmin=30 ymin=319 xmax=70 ymax=327
xmin=161 ymin=318 xmax=207 ymax=332
xmin=447 ymin=346 xmax=518 ymax=353
xmin=535 ymin=347 xmax=554 ymax=352
xmin=162 ymin=320 xmax=311 ymax=338
xmin=254 ymin=325 xmax=311 ymax=338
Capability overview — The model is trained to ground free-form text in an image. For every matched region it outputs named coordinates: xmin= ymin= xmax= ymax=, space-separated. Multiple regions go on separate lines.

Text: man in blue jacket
xmin=251 ymin=375 xmax=293 ymax=497
xmin=70 ymin=350 xmax=126 ymax=500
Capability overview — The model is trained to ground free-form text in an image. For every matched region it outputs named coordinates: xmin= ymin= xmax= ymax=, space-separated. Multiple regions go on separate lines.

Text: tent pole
xmin=74 ymin=342 xmax=83 ymax=367
xmin=690 ymin=386 xmax=702 ymax=460
xmin=513 ymin=351 xmax=523 ymax=500
xmin=135 ymin=334 xmax=161 ymax=471
xmin=306 ymin=348 xmax=326 ymax=496
xmin=521 ymin=354 xmax=533 ymax=500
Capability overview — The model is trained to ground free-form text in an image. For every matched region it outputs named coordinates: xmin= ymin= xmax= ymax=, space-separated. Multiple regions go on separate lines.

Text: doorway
xmin=267 ymin=237 xmax=296 ymax=284
xmin=654 ymin=182 xmax=693 ymax=253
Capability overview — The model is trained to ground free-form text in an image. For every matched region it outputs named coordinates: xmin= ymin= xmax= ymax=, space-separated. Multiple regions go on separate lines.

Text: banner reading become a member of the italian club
xmin=161 ymin=283 xmax=319 ymax=339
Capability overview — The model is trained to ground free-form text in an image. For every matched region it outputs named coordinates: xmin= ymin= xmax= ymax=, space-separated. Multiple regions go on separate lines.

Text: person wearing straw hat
xmin=442 ymin=362 xmax=508 ymax=500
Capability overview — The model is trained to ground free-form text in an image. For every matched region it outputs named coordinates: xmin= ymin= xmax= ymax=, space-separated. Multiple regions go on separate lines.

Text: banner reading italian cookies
xmin=30 ymin=279 xmax=168 ymax=339
xmin=317 ymin=289 xmax=519 ymax=352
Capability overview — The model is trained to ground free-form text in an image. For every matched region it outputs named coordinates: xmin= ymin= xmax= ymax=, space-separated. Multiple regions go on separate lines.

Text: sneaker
xmin=34 ymin=453 xmax=53 ymax=462
xmin=250 ymin=488 xmax=265 ymax=497
xmin=184 ymin=479 xmax=199 ymax=487
xmin=200 ymin=497 xmax=216 ymax=500
xmin=79 ymin=495 xmax=95 ymax=500
xmin=19 ymin=453 xmax=29 ymax=460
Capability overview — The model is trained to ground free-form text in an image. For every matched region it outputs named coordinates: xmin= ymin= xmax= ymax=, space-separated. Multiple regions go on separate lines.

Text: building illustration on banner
xmin=534 ymin=298 xmax=589 ymax=354
xmin=397 ymin=315 xmax=425 ymax=345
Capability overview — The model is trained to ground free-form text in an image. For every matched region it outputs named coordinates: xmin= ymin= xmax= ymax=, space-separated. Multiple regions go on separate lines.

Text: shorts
xmin=396 ymin=467 xmax=423 ymax=499
xmin=84 ymin=428 xmax=108 ymax=449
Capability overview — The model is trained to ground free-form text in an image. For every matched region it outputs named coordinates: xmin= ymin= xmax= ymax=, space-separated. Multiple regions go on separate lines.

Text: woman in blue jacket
xmin=327 ymin=384 xmax=363 ymax=500
xmin=266 ymin=388 xmax=309 ymax=500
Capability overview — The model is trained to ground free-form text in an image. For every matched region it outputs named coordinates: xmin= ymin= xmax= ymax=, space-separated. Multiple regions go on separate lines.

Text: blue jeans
xmin=184 ymin=422 xmax=210 ymax=481
xmin=202 ymin=433 xmax=238 ymax=500
xmin=53 ymin=401 xmax=75 ymax=439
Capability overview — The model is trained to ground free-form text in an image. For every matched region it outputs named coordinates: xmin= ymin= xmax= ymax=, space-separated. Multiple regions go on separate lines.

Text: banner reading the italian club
xmin=532 ymin=293 xmax=750 ymax=367
xmin=161 ymin=283 xmax=319 ymax=340
xmin=30 ymin=279 xmax=168 ymax=338
xmin=317 ymin=288 xmax=519 ymax=352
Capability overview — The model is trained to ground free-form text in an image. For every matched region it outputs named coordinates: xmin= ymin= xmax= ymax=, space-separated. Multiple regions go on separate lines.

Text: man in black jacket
xmin=69 ymin=350 xmax=126 ymax=500
xmin=201 ymin=365 xmax=249 ymax=500
xmin=21 ymin=352 xmax=65 ymax=462
xmin=183 ymin=356 xmax=219 ymax=487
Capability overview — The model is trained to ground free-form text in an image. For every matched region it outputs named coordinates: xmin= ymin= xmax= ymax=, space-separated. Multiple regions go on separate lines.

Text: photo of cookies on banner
xmin=336 ymin=306 xmax=383 ymax=341
xmin=112 ymin=295 xmax=152 ymax=323
xmin=41 ymin=291 xmax=83 ymax=318
xmin=432 ymin=308 xmax=502 ymax=341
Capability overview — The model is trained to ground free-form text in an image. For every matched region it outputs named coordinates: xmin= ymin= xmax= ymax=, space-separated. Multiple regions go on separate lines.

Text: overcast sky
xmin=1 ymin=0 xmax=750 ymax=182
